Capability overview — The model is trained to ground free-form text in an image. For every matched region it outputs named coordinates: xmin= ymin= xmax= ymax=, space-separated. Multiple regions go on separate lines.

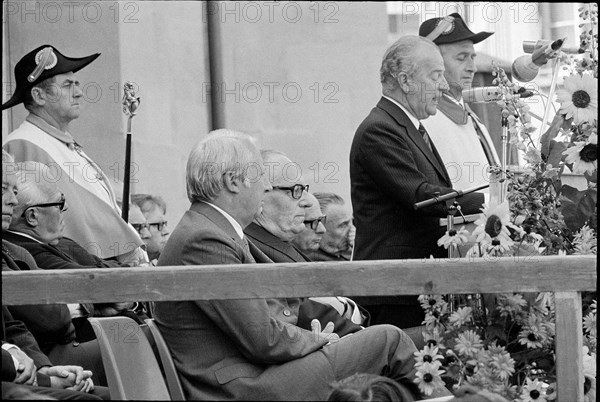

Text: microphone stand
xmin=500 ymin=116 xmax=509 ymax=204
xmin=414 ymin=183 xmax=489 ymax=312
xmin=121 ymin=82 xmax=140 ymax=222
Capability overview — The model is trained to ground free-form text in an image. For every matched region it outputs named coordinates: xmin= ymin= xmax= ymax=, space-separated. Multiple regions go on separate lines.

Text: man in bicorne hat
xmin=2 ymin=45 xmax=147 ymax=265
xmin=419 ymin=13 xmax=501 ymax=194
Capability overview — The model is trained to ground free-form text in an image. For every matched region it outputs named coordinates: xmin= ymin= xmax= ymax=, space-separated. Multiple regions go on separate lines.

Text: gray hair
xmin=131 ymin=193 xmax=167 ymax=214
xmin=12 ymin=161 xmax=60 ymax=217
xmin=23 ymin=76 xmax=57 ymax=111
xmin=186 ymin=129 xmax=260 ymax=203
xmin=380 ymin=35 xmax=437 ymax=94
xmin=313 ymin=192 xmax=345 ymax=213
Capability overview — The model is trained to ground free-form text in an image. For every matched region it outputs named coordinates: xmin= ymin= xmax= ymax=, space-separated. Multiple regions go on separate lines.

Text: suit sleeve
xmin=358 ymin=120 xmax=484 ymax=216
xmin=2 ymin=348 xmax=17 ymax=381
xmin=2 ymin=307 xmax=52 ymax=369
xmin=181 ymin=234 xmax=328 ymax=364
xmin=7 ymin=305 xmax=75 ymax=349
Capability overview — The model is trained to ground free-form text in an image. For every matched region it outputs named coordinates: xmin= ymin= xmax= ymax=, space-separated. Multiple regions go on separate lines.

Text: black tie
xmin=419 ymin=123 xmax=433 ymax=152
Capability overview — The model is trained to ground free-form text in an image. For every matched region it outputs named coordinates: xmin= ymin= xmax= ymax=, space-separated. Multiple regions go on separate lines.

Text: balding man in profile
xmin=152 ymin=129 xmax=437 ymax=400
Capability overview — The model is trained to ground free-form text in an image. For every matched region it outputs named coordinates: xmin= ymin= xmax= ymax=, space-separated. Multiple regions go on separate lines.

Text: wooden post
xmin=555 ymin=291 xmax=584 ymax=402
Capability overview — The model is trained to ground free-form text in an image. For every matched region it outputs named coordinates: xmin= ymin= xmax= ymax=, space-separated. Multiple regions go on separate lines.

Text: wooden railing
xmin=3 ymin=255 xmax=596 ymax=401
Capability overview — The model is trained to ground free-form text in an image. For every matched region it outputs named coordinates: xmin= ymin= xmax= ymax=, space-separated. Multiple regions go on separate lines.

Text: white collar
xmin=382 ymin=95 xmax=421 ymax=130
xmin=201 ymin=201 xmax=245 ymax=240
xmin=6 ymin=230 xmax=44 ymax=244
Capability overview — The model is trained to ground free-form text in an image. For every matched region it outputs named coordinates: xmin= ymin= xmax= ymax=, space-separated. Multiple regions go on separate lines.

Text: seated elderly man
xmin=131 ymin=193 xmax=170 ymax=265
xmin=2 ymin=151 xmax=108 ymax=394
xmin=308 ymin=192 xmax=355 ymax=261
xmin=245 ymin=150 xmax=366 ymax=329
xmin=152 ymin=130 xmax=439 ymax=401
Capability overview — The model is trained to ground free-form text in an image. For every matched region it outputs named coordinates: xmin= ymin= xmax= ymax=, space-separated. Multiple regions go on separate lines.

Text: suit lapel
xmin=244 ymin=223 xmax=309 ymax=262
xmin=377 ymin=97 xmax=451 ymax=185
xmin=189 ymin=202 xmax=253 ymax=263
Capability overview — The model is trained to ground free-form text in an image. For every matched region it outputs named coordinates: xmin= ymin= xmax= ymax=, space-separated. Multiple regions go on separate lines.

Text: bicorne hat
xmin=2 ymin=45 xmax=100 ymax=110
xmin=419 ymin=13 xmax=494 ymax=45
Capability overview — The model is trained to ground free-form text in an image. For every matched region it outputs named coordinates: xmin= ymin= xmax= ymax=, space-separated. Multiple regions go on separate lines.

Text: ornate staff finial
xmin=122 ymin=82 xmax=140 ymax=117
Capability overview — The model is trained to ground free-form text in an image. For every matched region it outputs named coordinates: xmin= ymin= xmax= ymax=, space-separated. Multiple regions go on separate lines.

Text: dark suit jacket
xmin=349 ymin=98 xmax=484 ymax=326
xmin=152 ymin=202 xmax=331 ymax=400
xmin=2 ymin=306 xmax=52 ymax=373
xmin=244 ymin=223 xmax=366 ymax=333
xmin=2 ymin=240 xmax=76 ymax=353
xmin=3 ymin=232 xmax=123 ymax=270
xmin=350 ymin=97 xmax=484 ymax=261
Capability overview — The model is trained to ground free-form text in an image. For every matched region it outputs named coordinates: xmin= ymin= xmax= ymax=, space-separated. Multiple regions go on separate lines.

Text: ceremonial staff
xmin=121 ymin=82 xmax=140 ymax=222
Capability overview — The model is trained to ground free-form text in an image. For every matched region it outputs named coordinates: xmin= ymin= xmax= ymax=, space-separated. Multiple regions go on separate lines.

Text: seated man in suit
xmin=309 ymin=192 xmax=355 ymax=261
xmin=2 ymin=151 xmax=106 ymax=398
xmin=249 ymin=164 xmax=365 ymax=327
xmin=4 ymin=160 xmax=148 ymax=384
xmin=152 ymin=129 xmax=445 ymax=400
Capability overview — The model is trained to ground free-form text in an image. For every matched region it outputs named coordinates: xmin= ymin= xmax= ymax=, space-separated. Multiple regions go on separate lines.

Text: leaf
xmin=546 ymin=140 xmax=568 ymax=169
xmin=540 ymin=114 xmax=566 ymax=160
xmin=559 ymin=185 xmax=598 ymax=232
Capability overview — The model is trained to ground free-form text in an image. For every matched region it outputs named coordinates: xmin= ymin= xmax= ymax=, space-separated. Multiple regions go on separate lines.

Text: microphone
xmin=511 ymin=38 xmax=565 ymax=82
xmin=462 ymin=86 xmax=534 ymax=103
xmin=523 ymin=39 xmax=582 ymax=55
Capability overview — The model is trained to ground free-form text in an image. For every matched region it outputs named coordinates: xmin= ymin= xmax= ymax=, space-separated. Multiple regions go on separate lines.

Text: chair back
xmin=144 ymin=318 xmax=186 ymax=401
xmin=89 ymin=316 xmax=170 ymax=400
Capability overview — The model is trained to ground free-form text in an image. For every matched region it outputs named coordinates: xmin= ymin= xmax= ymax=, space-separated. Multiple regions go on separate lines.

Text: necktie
xmin=464 ymin=105 xmax=497 ymax=166
xmin=419 ymin=123 xmax=433 ymax=152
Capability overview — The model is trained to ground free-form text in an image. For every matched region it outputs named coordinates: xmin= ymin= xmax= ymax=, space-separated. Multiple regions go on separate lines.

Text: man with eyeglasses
xmin=290 ymin=193 xmax=368 ymax=326
xmin=132 ymin=194 xmax=170 ymax=265
xmin=245 ymin=150 xmax=367 ymax=331
xmin=2 ymin=45 xmax=146 ymax=267
xmin=308 ymin=192 xmax=356 ymax=262
xmin=4 ymin=161 xmax=153 ymax=385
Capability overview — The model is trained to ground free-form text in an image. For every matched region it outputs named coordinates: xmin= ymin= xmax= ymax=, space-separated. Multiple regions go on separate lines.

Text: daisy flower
xmin=563 ymin=133 xmax=598 ymax=175
xmin=414 ymin=362 xmax=446 ymax=396
xmin=519 ymin=378 xmax=549 ymax=401
xmin=490 ymin=351 xmax=516 ymax=381
xmin=437 ymin=226 xmax=470 ymax=249
xmin=584 ymin=301 xmax=597 ymax=339
xmin=418 ymin=294 xmax=447 ymax=313
xmin=555 ymin=73 xmax=598 ymax=125
xmin=454 ymin=330 xmax=483 ymax=358
xmin=583 ymin=346 xmax=597 ymax=402
xmin=449 ymin=306 xmax=473 ymax=328
xmin=421 ymin=329 xmax=446 ymax=350
xmin=497 ymin=293 xmax=528 ymax=318
xmin=413 ymin=344 xmax=444 ymax=367
xmin=422 ymin=311 xmax=442 ymax=331
xmin=472 ymin=202 xmax=517 ymax=252
xmin=518 ymin=315 xmax=549 ymax=349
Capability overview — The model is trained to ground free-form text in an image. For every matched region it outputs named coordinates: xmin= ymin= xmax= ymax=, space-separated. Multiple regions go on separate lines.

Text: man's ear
xmin=30 ymin=87 xmax=46 ymax=106
xmin=223 ymin=172 xmax=241 ymax=194
xmin=397 ymin=71 xmax=411 ymax=93
xmin=21 ymin=208 xmax=39 ymax=227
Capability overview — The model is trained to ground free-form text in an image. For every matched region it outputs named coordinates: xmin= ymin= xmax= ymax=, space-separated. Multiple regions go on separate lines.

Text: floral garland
xmin=415 ymin=5 xmax=597 ymax=400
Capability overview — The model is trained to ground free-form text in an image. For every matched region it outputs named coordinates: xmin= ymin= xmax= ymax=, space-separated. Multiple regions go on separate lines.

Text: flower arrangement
xmin=417 ymin=5 xmax=598 ymax=400
xmin=413 ymin=294 xmax=597 ymax=401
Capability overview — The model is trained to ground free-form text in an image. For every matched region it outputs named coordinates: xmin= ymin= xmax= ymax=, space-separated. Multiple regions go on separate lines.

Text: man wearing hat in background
xmin=2 ymin=45 xmax=147 ymax=265
xmin=419 ymin=14 xmax=500 ymax=195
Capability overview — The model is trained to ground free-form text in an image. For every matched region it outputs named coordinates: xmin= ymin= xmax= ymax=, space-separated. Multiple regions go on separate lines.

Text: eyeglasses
xmin=272 ymin=184 xmax=309 ymax=200
xmin=304 ymin=215 xmax=326 ymax=231
xmin=131 ymin=223 xmax=150 ymax=233
xmin=21 ymin=193 xmax=67 ymax=217
xmin=148 ymin=221 xmax=168 ymax=232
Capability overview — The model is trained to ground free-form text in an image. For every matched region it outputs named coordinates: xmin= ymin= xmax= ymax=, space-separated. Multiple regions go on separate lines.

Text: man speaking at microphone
xmin=419 ymin=13 xmax=501 ymax=194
